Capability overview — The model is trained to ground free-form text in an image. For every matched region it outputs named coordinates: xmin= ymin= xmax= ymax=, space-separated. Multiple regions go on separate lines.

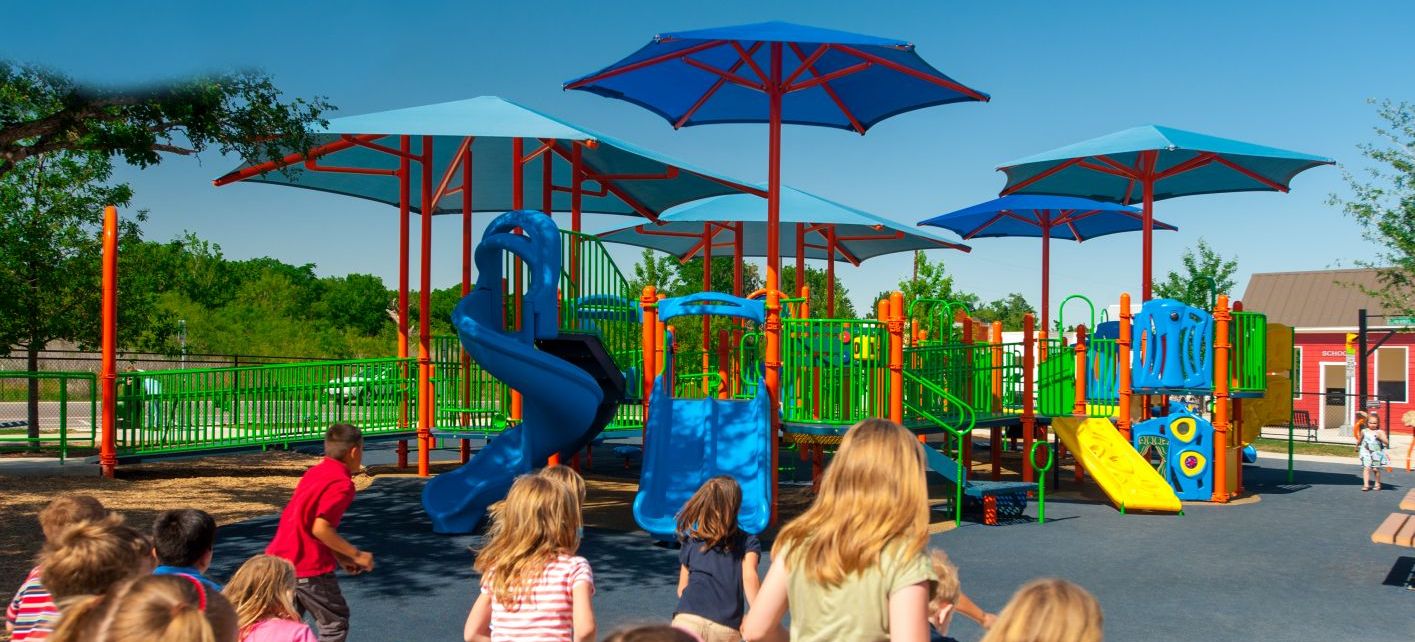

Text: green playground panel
xmin=1038 ymin=340 xmax=1075 ymax=417
xmin=115 ymin=357 xmax=418 ymax=456
xmin=780 ymin=317 xmax=889 ymax=426
xmin=431 ymin=335 xmax=511 ymax=433
xmin=1231 ymin=311 xmax=1267 ymax=395
xmin=0 ymin=371 xmax=97 ymax=461
xmin=905 ymin=341 xmax=1026 ymax=421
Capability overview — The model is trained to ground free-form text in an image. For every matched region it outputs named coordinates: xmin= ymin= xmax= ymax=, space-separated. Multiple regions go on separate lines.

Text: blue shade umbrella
xmin=919 ymin=195 xmax=1176 ymax=330
xmin=600 ymin=185 xmax=970 ymax=314
xmin=996 ymin=125 xmax=1332 ymax=299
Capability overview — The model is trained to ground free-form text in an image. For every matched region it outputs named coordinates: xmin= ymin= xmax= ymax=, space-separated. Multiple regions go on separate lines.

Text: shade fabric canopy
xmin=997 ymin=125 xmax=1333 ymax=203
xmin=601 ymin=185 xmax=971 ymax=264
xmin=564 ymin=21 xmax=989 ymax=133
xmin=919 ymin=195 xmax=1174 ymax=242
xmin=214 ymin=96 xmax=758 ymax=218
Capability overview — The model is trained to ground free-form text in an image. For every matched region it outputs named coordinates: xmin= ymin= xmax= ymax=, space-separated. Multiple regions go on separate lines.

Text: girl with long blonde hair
xmin=671 ymin=475 xmax=761 ymax=642
xmin=50 ymin=574 xmax=239 ymax=642
xmin=979 ymin=578 xmax=1102 ymax=642
xmin=222 ymin=555 xmax=316 ymax=642
xmin=741 ymin=418 xmax=933 ymax=642
xmin=463 ymin=475 xmax=595 ymax=642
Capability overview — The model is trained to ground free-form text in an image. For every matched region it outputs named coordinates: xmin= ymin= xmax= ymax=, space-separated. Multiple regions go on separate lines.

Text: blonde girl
xmin=979 ymin=578 xmax=1102 ymax=642
xmin=50 ymin=574 xmax=239 ymax=642
xmin=540 ymin=465 xmax=587 ymax=512
xmin=672 ymin=476 xmax=762 ymax=642
xmin=464 ymin=475 xmax=595 ymax=642
xmin=223 ymin=555 xmax=316 ymax=642
xmin=741 ymin=418 xmax=934 ymax=642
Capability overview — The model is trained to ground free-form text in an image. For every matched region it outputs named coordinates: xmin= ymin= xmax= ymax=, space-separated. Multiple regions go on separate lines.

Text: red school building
xmin=1242 ymin=269 xmax=1414 ymax=435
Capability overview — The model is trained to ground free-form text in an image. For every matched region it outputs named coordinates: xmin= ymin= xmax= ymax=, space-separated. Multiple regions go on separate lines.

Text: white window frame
xmin=1374 ymin=345 xmax=1408 ymax=404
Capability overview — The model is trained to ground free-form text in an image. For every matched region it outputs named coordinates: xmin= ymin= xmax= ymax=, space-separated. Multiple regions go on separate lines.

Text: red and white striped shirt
xmin=483 ymin=555 xmax=594 ymax=642
xmin=6 ymin=566 xmax=58 ymax=641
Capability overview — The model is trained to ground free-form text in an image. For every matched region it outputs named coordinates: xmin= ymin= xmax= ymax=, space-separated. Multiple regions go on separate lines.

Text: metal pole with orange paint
xmin=1232 ymin=299 xmax=1245 ymax=494
xmin=888 ymin=292 xmax=905 ymax=424
xmin=1021 ymin=313 xmax=1036 ymax=483
xmin=640 ymin=287 xmax=659 ymax=424
xmin=1073 ymin=324 xmax=1088 ymax=483
xmin=1118 ymin=293 xmax=1133 ymax=441
xmin=417 ymin=136 xmax=434 ymax=477
xmin=1213 ymin=295 xmax=1232 ymax=502
xmin=459 ymin=147 xmax=474 ymax=465
xmin=990 ymin=321 xmax=1004 ymax=481
xmin=99 ymin=206 xmax=118 ymax=479
xmin=396 ymin=136 xmax=411 ymax=470
xmin=716 ymin=329 xmax=730 ymax=400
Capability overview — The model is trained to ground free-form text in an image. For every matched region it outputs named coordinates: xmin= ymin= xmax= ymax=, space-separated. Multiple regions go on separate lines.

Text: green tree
xmin=627 ymin=248 xmax=684 ymax=296
xmin=1331 ymin=99 xmax=1415 ymax=313
xmin=0 ymin=61 xmax=331 ymax=177
xmin=874 ymin=253 xmax=979 ymax=320
xmin=781 ymin=264 xmax=856 ymax=318
xmin=974 ymin=293 xmax=1036 ymax=330
xmin=1152 ymin=238 xmax=1238 ymax=308
xmin=319 ymin=274 xmax=393 ymax=336
xmin=0 ymin=151 xmax=157 ymax=442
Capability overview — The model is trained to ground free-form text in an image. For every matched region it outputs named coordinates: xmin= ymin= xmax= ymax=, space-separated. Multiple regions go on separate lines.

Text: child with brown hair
xmin=41 ymin=516 xmax=154 ymax=604
xmin=50 ymin=574 xmax=239 ymax=642
xmin=979 ymin=579 xmax=1102 ymax=642
xmin=6 ymin=495 xmax=109 ymax=641
xmin=223 ymin=555 xmax=317 ymax=642
xmin=540 ymin=465 xmax=587 ymax=510
xmin=672 ymin=475 xmax=760 ymax=642
xmin=463 ymin=475 xmax=595 ymax=642
xmin=925 ymin=549 xmax=996 ymax=641
xmin=265 ymin=424 xmax=373 ymax=642
xmin=741 ymin=418 xmax=935 ymax=642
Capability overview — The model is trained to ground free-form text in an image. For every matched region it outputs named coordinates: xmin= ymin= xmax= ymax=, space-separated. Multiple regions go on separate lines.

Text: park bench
xmin=1402 ymin=489 xmax=1415 ymax=513
xmin=1292 ymin=409 xmax=1317 ymax=443
xmin=1372 ymin=512 xmax=1415 ymax=548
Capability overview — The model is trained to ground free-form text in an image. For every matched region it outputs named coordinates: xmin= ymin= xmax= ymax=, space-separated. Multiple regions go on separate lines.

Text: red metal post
xmin=460 ymin=143 xmax=474 ymax=465
xmin=888 ymin=292 xmax=905 ymax=424
xmin=990 ymin=321 xmax=1004 ymax=481
xmin=717 ymin=329 xmax=730 ymax=400
xmin=641 ymin=287 xmax=658 ymax=423
xmin=703 ymin=223 xmax=713 ymax=395
xmin=1021 ymin=313 xmax=1036 ymax=483
xmin=1118 ymin=293 xmax=1133 ymax=441
xmin=1213 ymin=295 xmax=1232 ymax=502
xmin=509 ymin=138 xmax=524 ymax=424
xmin=1140 ymin=151 xmax=1157 ymax=301
xmin=795 ymin=223 xmax=806 ymax=294
xmin=1073 ymin=323 xmax=1088 ymax=484
xmin=764 ymin=42 xmax=784 ymax=526
xmin=826 ymin=226 xmax=836 ymax=318
xmin=733 ymin=222 xmax=744 ymax=297
xmin=418 ymin=136 xmax=434 ymax=477
xmin=396 ymin=135 xmax=411 ymax=470
xmin=99 ymin=206 xmax=118 ymax=478
xmin=1040 ymin=221 xmax=1051 ymax=333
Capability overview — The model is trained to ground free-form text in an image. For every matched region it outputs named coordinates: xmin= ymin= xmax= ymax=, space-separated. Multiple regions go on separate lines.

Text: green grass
xmin=1252 ymin=437 xmax=1358 ymax=458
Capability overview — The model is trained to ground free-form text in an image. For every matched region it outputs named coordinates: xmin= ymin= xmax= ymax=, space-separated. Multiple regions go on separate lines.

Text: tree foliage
xmin=973 ymin=292 xmax=1036 ymax=330
xmin=1331 ymin=99 xmax=1415 ymax=313
xmin=1152 ymin=238 xmax=1238 ymax=308
xmin=0 ymin=61 xmax=332 ymax=177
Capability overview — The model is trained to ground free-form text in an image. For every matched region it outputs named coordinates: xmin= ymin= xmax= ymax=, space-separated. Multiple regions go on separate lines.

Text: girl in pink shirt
xmin=223 ymin=555 xmax=317 ymax=642
xmin=464 ymin=475 xmax=596 ymax=642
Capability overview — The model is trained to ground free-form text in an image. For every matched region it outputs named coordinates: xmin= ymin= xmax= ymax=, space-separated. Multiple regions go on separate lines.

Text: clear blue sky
xmin=6 ymin=0 xmax=1410 ymax=317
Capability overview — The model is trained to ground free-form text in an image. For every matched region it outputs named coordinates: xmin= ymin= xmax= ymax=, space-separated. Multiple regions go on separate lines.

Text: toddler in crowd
xmin=672 ymin=475 xmax=760 ymax=642
xmin=463 ymin=474 xmax=595 ymax=642
xmin=223 ymin=554 xmax=319 ymax=642
xmin=5 ymin=494 xmax=108 ymax=641
xmin=742 ymin=418 xmax=935 ymax=642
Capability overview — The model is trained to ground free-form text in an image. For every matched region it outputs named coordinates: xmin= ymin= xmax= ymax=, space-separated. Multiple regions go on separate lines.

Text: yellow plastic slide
xmin=1051 ymin=417 xmax=1182 ymax=513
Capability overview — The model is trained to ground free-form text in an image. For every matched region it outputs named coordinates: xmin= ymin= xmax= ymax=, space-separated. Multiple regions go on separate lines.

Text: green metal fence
xmin=114 ymin=358 xmax=417 ymax=456
xmin=905 ymin=342 xmax=1026 ymax=421
xmin=431 ymin=335 xmax=509 ymax=433
xmin=900 ymin=369 xmax=976 ymax=525
xmin=1038 ymin=340 xmax=1076 ymax=417
xmin=780 ymin=318 xmax=889 ymax=426
xmin=1231 ymin=311 xmax=1267 ymax=396
xmin=0 ymin=371 xmax=97 ymax=461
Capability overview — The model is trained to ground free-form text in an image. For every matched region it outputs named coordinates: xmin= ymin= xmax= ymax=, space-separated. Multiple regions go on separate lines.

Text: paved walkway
xmin=202 ymin=448 xmax=1414 ymax=642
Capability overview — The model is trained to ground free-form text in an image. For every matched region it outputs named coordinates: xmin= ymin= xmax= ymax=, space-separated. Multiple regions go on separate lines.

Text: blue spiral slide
xmin=422 ymin=211 xmax=624 ymax=534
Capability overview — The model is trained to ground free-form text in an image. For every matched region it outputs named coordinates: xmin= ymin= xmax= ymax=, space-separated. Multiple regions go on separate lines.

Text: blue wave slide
xmin=423 ymin=211 xmax=623 ymax=534
xmin=632 ymin=294 xmax=772 ymax=540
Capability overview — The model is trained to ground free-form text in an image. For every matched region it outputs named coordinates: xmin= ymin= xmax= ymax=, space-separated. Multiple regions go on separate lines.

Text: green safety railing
xmin=906 ymin=298 xmax=969 ymax=345
xmin=780 ymin=318 xmax=889 ymax=426
xmin=0 ymin=371 xmax=97 ymax=461
xmin=1038 ymin=340 xmax=1076 ymax=417
xmin=900 ymin=369 xmax=976 ymax=525
xmin=1086 ymin=338 xmax=1120 ymax=417
xmin=1231 ymin=311 xmax=1267 ymax=396
xmin=905 ymin=342 xmax=1026 ymax=421
xmin=114 ymin=357 xmax=417 ymax=456
xmin=431 ymin=335 xmax=510 ymax=433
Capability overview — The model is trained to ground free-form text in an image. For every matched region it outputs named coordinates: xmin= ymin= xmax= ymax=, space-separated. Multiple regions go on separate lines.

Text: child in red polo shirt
xmin=266 ymin=424 xmax=373 ymax=642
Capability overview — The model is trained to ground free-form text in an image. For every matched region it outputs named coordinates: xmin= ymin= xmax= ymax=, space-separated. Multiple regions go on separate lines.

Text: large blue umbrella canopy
xmin=996 ymin=125 xmax=1332 ymax=299
xmin=919 ymin=195 xmax=1175 ymax=330
xmin=214 ymin=96 xmax=758 ymax=218
xmin=600 ymin=185 xmax=969 ymax=311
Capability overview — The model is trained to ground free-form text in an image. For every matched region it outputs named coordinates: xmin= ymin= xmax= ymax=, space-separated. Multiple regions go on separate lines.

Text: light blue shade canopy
xmin=564 ymin=21 xmax=989 ymax=133
xmin=214 ymin=96 xmax=757 ymax=217
xmin=919 ymin=195 xmax=1175 ymax=241
xmin=599 ymin=185 xmax=969 ymax=264
xmin=997 ymin=125 xmax=1333 ymax=202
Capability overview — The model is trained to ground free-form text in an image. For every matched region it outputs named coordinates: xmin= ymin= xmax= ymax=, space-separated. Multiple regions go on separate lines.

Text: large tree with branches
xmin=0 ymin=61 xmax=331 ymax=177
xmin=1332 ymin=99 xmax=1415 ymax=313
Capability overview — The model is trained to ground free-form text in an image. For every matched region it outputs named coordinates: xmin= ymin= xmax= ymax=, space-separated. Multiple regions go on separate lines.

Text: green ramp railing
xmin=780 ymin=317 xmax=889 ymax=428
xmin=114 ymin=357 xmax=416 ymax=457
xmin=0 ymin=371 xmax=97 ymax=461
xmin=901 ymin=369 xmax=977 ymax=526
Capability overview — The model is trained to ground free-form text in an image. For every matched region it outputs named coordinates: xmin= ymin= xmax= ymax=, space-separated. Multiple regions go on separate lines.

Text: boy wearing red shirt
xmin=267 ymin=424 xmax=374 ymax=642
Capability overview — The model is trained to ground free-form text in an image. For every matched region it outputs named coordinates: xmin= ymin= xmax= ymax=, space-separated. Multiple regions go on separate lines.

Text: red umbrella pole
xmin=397 ymin=135 xmax=411 ymax=470
xmin=1140 ymin=151 xmax=1158 ymax=301
xmin=99 ymin=206 xmax=118 ymax=478
xmin=1041 ymin=222 xmax=1050 ymax=333
xmin=795 ymin=223 xmax=806 ymax=296
xmin=734 ymin=222 xmax=744 ymax=297
xmin=764 ymin=42 xmax=784 ymax=526
xmin=418 ymin=136 xmax=434 ymax=477
xmin=826 ymin=226 xmax=836 ymax=318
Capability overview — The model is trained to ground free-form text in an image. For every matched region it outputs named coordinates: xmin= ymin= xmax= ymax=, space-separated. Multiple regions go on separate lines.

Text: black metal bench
xmin=1292 ymin=409 xmax=1317 ymax=443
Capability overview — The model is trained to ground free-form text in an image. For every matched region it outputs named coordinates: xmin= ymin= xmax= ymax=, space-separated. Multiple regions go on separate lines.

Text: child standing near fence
xmin=463 ymin=475 xmax=596 ymax=642
xmin=741 ymin=418 xmax=935 ymax=642
xmin=1360 ymin=413 xmax=1390 ymax=491
xmin=672 ymin=476 xmax=761 ymax=642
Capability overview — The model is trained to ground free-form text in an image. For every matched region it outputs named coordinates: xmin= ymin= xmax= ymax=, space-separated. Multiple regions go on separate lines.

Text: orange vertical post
xmin=640 ymin=287 xmax=658 ymax=424
xmin=876 ymin=299 xmax=890 ymax=416
xmin=417 ymin=136 xmax=434 ymax=477
xmin=1117 ymin=293 xmax=1133 ymax=441
xmin=888 ymin=292 xmax=905 ymax=424
xmin=1073 ymin=324 xmax=1088 ymax=484
xmin=1021 ymin=313 xmax=1036 ymax=483
xmin=960 ymin=311 xmax=974 ymax=470
xmin=990 ymin=321 xmax=1003 ymax=481
xmin=1232 ymin=300 xmax=1245 ymax=494
xmin=396 ymin=135 xmax=410 ymax=470
xmin=655 ymin=294 xmax=668 ymax=376
xmin=1213 ymin=294 xmax=1232 ymax=502
xmin=99 ymin=206 xmax=118 ymax=478
xmin=716 ymin=329 xmax=730 ymax=400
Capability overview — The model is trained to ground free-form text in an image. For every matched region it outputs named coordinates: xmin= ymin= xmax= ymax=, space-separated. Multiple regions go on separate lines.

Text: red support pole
xmin=1140 ymin=151 xmax=1157 ymax=301
xmin=795 ymin=223 xmax=806 ymax=295
xmin=418 ymin=136 xmax=434 ymax=477
xmin=460 ymin=144 xmax=474 ymax=465
xmin=991 ymin=321 xmax=1003 ymax=481
xmin=734 ymin=222 xmax=744 ymax=297
xmin=1073 ymin=323 xmax=1088 ymax=484
xmin=702 ymin=223 xmax=713 ymax=396
xmin=764 ymin=42 xmax=784 ymax=526
xmin=1021 ymin=313 xmax=1036 ymax=483
xmin=1213 ymin=295 xmax=1232 ymax=502
xmin=509 ymin=138 xmax=524 ymax=424
xmin=641 ymin=287 xmax=658 ymax=423
xmin=99 ymin=205 xmax=118 ymax=478
xmin=396 ymin=135 xmax=411 ymax=470
xmin=888 ymin=292 xmax=905 ymax=424
xmin=826 ymin=226 xmax=836 ymax=318
xmin=1118 ymin=293 xmax=1133 ymax=441
xmin=1040 ymin=221 xmax=1051 ymax=333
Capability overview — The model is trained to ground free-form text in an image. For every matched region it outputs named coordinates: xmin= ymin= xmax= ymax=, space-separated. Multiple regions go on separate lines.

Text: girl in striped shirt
xmin=463 ymin=475 xmax=596 ymax=642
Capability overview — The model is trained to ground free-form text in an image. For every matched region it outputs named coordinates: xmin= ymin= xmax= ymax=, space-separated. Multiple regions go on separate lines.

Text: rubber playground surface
xmin=195 ymin=442 xmax=1415 ymax=642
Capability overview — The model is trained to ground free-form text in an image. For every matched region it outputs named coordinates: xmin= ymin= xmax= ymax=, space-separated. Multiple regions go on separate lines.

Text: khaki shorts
xmin=671 ymin=612 xmax=742 ymax=642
